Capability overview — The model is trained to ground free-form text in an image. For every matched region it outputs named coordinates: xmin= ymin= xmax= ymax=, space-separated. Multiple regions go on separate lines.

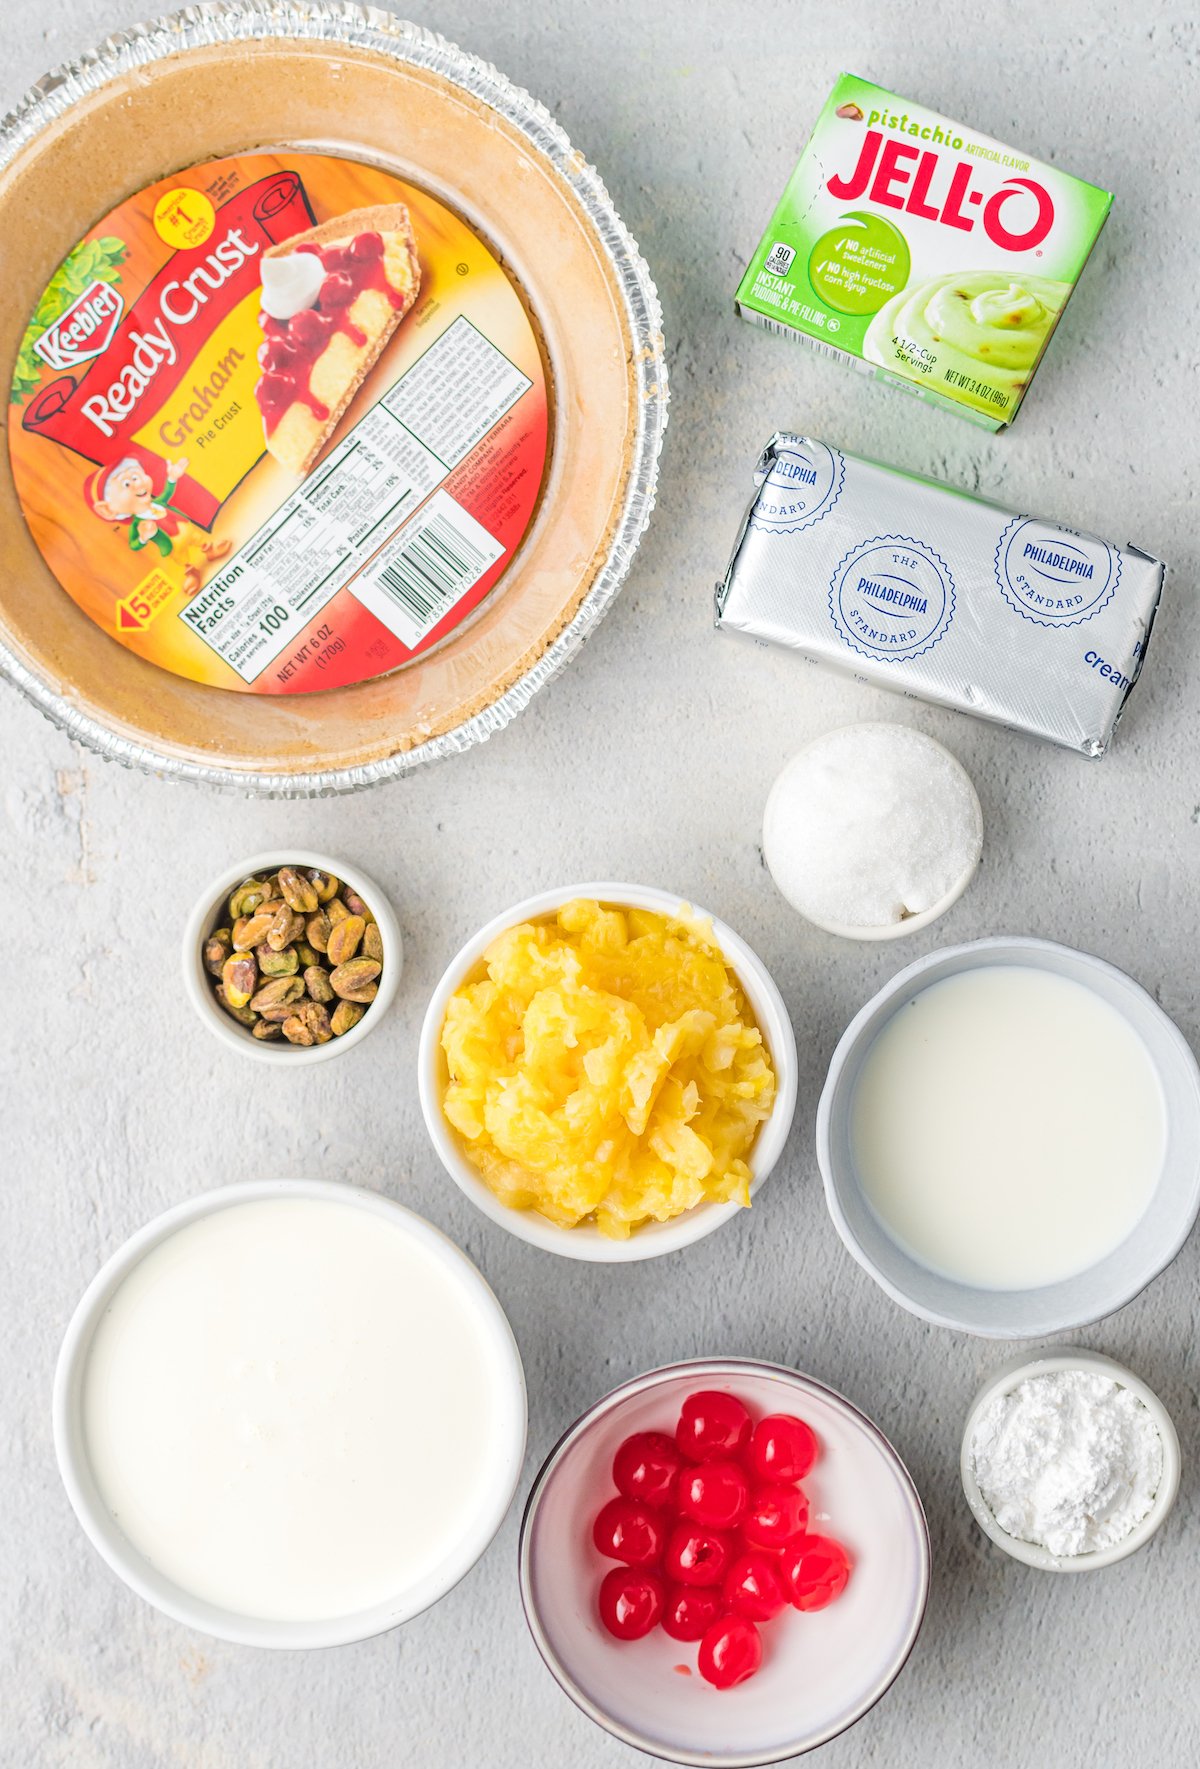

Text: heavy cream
xmin=82 ymin=1196 xmax=503 ymax=1622
xmin=850 ymin=966 xmax=1164 ymax=1290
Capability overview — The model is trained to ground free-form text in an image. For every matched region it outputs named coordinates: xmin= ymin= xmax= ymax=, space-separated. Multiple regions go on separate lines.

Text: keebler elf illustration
xmin=85 ymin=454 xmax=232 ymax=597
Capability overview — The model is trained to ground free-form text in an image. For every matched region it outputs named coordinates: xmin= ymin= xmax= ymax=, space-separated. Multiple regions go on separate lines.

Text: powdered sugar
xmin=970 ymin=1370 xmax=1162 ymax=1557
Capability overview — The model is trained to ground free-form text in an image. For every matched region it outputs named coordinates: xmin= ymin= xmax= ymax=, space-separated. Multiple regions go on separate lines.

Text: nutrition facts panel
xmin=178 ymin=317 xmax=532 ymax=683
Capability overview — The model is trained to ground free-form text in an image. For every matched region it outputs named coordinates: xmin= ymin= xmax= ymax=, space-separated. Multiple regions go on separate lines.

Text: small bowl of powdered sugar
xmin=961 ymin=1349 xmax=1180 ymax=1571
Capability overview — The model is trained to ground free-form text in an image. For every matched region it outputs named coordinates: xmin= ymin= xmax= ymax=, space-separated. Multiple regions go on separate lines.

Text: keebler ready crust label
xmin=9 ymin=153 xmax=550 ymax=693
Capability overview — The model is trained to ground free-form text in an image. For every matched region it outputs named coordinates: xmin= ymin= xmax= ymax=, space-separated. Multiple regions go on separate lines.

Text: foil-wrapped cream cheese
xmin=716 ymin=435 xmax=1164 ymax=756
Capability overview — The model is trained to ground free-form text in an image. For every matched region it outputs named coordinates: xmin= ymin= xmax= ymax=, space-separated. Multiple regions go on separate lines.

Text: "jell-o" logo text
xmin=827 ymin=130 xmax=1055 ymax=251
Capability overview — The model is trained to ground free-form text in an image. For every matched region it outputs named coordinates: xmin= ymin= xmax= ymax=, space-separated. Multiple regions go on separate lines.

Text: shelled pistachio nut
xmin=204 ymin=866 xmax=388 ymax=1047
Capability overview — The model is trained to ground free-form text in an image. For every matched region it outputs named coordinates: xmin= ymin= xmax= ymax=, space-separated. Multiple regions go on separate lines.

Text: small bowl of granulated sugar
xmin=763 ymin=723 xmax=982 ymax=941
xmin=961 ymin=1349 xmax=1180 ymax=1571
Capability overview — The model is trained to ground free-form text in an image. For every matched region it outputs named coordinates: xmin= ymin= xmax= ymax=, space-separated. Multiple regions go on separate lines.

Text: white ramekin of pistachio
xmin=183 ymin=850 xmax=402 ymax=1064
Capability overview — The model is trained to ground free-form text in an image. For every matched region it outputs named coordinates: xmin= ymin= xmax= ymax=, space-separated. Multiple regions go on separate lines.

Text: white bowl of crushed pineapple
xmin=418 ymin=884 xmax=798 ymax=1262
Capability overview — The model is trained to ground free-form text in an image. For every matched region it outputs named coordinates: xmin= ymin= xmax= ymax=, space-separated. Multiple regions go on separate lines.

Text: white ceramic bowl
xmin=53 ymin=1179 xmax=527 ymax=1648
xmin=816 ymin=937 xmax=1200 ymax=1337
xmin=182 ymin=849 xmax=402 ymax=1064
xmin=417 ymin=884 xmax=799 ymax=1261
xmin=763 ymin=724 xmax=983 ymax=942
xmin=519 ymin=1358 xmax=930 ymax=1766
xmin=960 ymin=1348 xmax=1181 ymax=1571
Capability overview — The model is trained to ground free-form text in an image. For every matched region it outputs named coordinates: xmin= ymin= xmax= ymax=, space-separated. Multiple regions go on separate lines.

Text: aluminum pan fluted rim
xmin=0 ymin=0 xmax=668 ymax=796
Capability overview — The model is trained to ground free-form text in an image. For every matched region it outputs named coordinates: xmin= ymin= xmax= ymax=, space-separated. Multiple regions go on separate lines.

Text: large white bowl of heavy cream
xmin=54 ymin=1180 xmax=527 ymax=1647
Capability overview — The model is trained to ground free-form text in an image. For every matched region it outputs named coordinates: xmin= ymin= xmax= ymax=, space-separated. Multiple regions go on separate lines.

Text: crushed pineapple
xmin=440 ymin=899 xmax=777 ymax=1238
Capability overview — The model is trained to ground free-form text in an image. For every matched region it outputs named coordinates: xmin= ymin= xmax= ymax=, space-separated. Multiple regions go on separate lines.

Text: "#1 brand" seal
xmin=750 ymin=437 xmax=844 ymax=534
xmin=995 ymin=517 xmax=1121 ymax=627
xmin=828 ymin=534 xmax=955 ymax=662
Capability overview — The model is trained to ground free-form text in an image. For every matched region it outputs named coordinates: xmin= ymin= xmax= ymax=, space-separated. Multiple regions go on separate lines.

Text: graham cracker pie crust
xmin=0 ymin=3 xmax=667 ymax=793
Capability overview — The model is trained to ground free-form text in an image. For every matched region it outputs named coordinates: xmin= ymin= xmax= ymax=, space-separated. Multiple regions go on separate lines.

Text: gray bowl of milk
xmin=816 ymin=938 xmax=1200 ymax=1337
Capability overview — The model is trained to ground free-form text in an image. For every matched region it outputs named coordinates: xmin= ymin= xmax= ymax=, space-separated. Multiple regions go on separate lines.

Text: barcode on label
xmin=377 ymin=513 xmax=487 ymax=622
xmin=361 ymin=489 xmax=504 ymax=649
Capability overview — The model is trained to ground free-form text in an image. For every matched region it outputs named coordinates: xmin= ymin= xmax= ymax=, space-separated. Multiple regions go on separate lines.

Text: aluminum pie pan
xmin=0 ymin=1 xmax=668 ymax=796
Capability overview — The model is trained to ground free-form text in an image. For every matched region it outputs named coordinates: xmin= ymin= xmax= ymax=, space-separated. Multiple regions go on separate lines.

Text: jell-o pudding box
xmin=736 ymin=75 xmax=1113 ymax=428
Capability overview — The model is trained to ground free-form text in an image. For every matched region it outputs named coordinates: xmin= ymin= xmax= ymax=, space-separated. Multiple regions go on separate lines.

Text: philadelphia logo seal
xmin=995 ymin=517 xmax=1120 ymax=627
xmin=828 ymin=535 xmax=955 ymax=662
xmin=749 ymin=437 xmax=844 ymax=534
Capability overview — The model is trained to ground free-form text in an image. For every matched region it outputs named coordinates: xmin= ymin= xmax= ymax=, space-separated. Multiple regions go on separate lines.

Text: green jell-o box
xmin=735 ymin=74 xmax=1113 ymax=430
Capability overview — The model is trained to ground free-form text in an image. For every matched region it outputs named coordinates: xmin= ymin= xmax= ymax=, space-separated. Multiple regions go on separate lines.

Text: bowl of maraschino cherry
xmin=519 ymin=1359 xmax=929 ymax=1767
xmin=594 ymin=1390 xmax=849 ymax=1687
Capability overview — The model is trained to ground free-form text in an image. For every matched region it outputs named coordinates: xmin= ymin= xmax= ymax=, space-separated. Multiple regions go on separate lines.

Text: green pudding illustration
xmin=864 ymin=271 xmax=1072 ymax=422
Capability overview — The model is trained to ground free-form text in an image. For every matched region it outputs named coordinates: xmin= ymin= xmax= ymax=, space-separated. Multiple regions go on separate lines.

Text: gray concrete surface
xmin=4 ymin=2 xmax=1199 ymax=1764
